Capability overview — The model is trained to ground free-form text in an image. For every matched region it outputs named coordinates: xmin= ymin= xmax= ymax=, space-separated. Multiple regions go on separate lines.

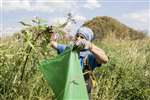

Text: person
xmin=50 ymin=26 xmax=108 ymax=100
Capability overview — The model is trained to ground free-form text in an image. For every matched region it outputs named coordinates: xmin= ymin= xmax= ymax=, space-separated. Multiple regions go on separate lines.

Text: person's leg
xmin=84 ymin=73 xmax=93 ymax=100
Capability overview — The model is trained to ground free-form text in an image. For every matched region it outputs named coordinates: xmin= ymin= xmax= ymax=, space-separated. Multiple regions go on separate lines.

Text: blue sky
xmin=0 ymin=0 xmax=149 ymax=37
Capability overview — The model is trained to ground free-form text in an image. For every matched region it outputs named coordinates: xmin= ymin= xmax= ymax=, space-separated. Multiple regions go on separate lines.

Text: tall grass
xmin=0 ymin=34 xmax=150 ymax=100
xmin=94 ymin=38 xmax=150 ymax=100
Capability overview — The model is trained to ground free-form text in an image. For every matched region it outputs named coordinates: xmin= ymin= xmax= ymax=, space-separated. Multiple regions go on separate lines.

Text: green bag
xmin=39 ymin=48 xmax=88 ymax=100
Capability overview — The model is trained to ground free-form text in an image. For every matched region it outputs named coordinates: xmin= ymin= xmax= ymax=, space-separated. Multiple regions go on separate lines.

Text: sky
xmin=0 ymin=0 xmax=150 ymax=37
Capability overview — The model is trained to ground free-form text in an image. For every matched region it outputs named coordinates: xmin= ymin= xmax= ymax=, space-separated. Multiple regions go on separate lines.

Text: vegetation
xmin=94 ymin=38 xmax=150 ymax=100
xmin=0 ymin=16 xmax=150 ymax=100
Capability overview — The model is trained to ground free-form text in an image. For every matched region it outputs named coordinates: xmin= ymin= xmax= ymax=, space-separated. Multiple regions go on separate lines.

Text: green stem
xmin=20 ymin=31 xmax=42 ymax=81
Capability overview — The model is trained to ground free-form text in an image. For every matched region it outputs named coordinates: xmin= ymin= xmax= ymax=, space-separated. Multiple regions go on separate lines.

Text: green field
xmin=0 ymin=35 xmax=150 ymax=100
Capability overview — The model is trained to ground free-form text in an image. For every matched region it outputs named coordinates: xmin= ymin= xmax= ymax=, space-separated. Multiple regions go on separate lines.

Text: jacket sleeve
xmin=56 ymin=44 xmax=67 ymax=54
xmin=87 ymin=54 xmax=102 ymax=70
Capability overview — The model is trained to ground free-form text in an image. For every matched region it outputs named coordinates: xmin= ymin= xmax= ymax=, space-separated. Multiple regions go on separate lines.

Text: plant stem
xmin=20 ymin=31 xmax=42 ymax=81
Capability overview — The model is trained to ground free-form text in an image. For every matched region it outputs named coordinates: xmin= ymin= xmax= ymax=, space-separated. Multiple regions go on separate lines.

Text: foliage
xmin=0 ymin=17 xmax=66 ymax=100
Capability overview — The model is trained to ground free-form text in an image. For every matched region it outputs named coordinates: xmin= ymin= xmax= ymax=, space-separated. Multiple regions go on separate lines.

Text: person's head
xmin=75 ymin=27 xmax=94 ymax=42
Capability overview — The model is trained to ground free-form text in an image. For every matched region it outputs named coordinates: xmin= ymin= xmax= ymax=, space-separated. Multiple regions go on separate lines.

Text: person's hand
xmin=50 ymin=32 xmax=59 ymax=41
xmin=74 ymin=39 xmax=91 ymax=50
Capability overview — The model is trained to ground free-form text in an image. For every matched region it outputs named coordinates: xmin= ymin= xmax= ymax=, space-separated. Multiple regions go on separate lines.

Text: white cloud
xmin=51 ymin=14 xmax=87 ymax=36
xmin=3 ymin=0 xmax=31 ymax=11
xmin=118 ymin=9 xmax=150 ymax=35
xmin=2 ymin=0 xmax=77 ymax=13
xmin=120 ymin=9 xmax=150 ymax=35
xmin=0 ymin=0 xmax=1 ymax=4
xmin=0 ymin=26 xmax=21 ymax=37
xmin=84 ymin=0 xmax=101 ymax=9
xmin=52 ymin=17 xmax=66 ymax=25
xmin=122 ymin=10 xmax=149 ymax=23
xmin=74 ymin=15 xmax=86 ymax=21
xmin=52 ymin=14 xmax=86 ymax=25
xmin=3 ymin=0 xmax=54 ymax=12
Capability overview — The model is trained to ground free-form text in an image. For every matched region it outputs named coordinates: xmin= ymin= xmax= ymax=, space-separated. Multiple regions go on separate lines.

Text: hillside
xmin=84 ymin=16 xmax=146 ymax=40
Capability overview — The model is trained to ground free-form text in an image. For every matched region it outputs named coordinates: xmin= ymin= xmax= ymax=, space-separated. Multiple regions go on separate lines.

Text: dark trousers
xmin=84 ymin=72 xmax=93 ymax=100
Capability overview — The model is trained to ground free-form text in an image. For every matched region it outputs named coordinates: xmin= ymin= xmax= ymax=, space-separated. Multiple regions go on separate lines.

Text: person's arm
xmin=50 ymin=32 xmax=58 ymax=50
xmin=74 ymin=39 xmax=108 ymax=64
xmin=50 ymin=33 xmax=67 ymax=54
xmin=50 ymin=40 xmax=58 ymax=50
xmin=89 ymin=43 xmax=108 ymax=64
